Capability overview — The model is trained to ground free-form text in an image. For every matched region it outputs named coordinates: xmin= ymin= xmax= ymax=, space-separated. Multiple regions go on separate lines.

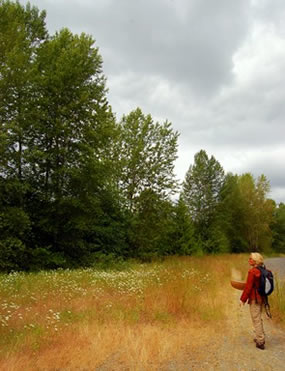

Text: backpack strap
xmin=254 ymin=267 xmax=261 ymax=304
xmin=264 ymin=296 xmax=272 ymax=318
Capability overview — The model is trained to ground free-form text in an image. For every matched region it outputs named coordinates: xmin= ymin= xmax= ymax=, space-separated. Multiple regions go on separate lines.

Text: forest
xmin=1 ymin=0 xmax=285 ymax=271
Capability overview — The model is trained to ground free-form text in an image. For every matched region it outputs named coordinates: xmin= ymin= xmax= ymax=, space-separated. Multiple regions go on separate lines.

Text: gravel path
xmin=210 ymin=290 xmax=285 ymax=371
xmin=162 ymin=293 xmax=285 ymax=371
xmin=161 ymin=258 xmax=285 ymax=370
xmin=265 ymin=257 xmax=285 ymax=280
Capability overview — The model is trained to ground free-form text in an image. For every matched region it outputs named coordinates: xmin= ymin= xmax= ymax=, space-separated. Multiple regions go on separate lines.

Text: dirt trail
xmin=162 ymin=292 xmax=285 ymax=371
xmin=211 ymin=291 xmax=285 ymax=371
xmin=161 ymin=258 xmax=285 ymax=371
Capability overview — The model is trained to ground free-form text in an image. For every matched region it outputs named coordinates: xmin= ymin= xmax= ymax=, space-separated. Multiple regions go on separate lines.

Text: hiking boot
xmin=256 ymin=343 xmax=265 ymax=350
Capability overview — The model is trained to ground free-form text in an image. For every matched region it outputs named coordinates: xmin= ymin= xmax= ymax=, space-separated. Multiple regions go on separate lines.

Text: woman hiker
xmin=240 ymin=252 xmax=266 ymax=350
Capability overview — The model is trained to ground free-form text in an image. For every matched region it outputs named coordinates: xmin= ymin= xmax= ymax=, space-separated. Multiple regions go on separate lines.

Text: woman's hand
xmin=240 ymin=300 xmax=245 ymax=307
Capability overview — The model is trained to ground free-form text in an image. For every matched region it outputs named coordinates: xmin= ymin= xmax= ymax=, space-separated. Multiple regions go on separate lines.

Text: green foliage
xmin=0 ymin=1 xmax=283 ymax=270
xmin=0 ymin=237 xmax=27 ymax=271
xmin=0 ymin=0 xmax=47 ymax=181
xmin=168 ymin=198 xmax=198 ymax=255
xmin=272 ymin=203 xmax=285 ymax=253
xmin=219 ymin=173 xmax=249 ymax=252
xmin=0 ymin=178 xmax=31 ymax=271
xmin=127 ymin=190 xmax=175 ymax=259
xmin=180 ymin=153 xmax=275 ymax=255
xmin=0 ymin=0 xmax=124 ymax=270
xmin=205 ymin=222 xmax=230 ymax=254
xmin=88 ymin=252 xmax=130 ymax=270
xmin=28 ymin=27 xmax=114 ymax=197
xmin=114 ymin=108 xmax=179 ymax=211
xmin=182 ymin=150 xmax=225 ymax=229
xmin=112 ymin=108 xmax=179 ymax=258
xmin=181 ymin=150 xmax=226 ymax=253
xmin=218 ymin=172 xmax=274 ymax=253
xmin=236 ymin=173 xmax=274 ymax=251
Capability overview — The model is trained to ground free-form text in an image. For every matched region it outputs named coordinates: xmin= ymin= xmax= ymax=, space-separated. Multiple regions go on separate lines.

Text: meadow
xmin=0 ymin=254 xmax=284 ymax=370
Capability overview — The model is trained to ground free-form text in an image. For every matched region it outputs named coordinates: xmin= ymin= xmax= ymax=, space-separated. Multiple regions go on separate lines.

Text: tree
xmin=27 ymin=28 xmax=113 ymax=198
xmin=237 ymin=173 xmax=274 ymax=251
xmin=0 ymin=0 xmax=47 ymax=182
xmin=0 ymin=1 xmax=124 ymax=269
xmin=114 ymin=108 xmax=179 ymax=211
xmin=218 ymin=173 xmax=249 ymax=252
xmin=272 ymin=203 xmax=285 ymax=253
xmin=112 ymin=108 xmax=179 ymax=258
xmin=0 ymin=1 xmax=47 ymax=270
xmin=26 ymin=28 xmax=120 ymax=263
xmin=220 ymin=173 xmax=274 ymax=253
xmin=126 ymin=190 xmax=176 ymax=259
xmin=181 ymin=150 xmax=227 ymax=253
xmin=168 ymin=198 xmax=197 ymax=255
xmin=181 ymin=150 xmax=225 ymax=235
xmin=0 ymin=177 xmax=32 ymax=270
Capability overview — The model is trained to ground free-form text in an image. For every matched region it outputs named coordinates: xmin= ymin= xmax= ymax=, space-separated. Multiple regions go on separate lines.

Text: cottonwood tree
xmin=181 ymin=150 xmax=226 ymax=252
xmin=0 ymin=1 xmax=123 ymax=269
xmin=181 ymin=150 xmax=225 ymax=227
xmin=0 ymin=0 xmax=47 ymax=181
xmin=27 ymin=28 xmax=120 ymax=262
xmin=0 ymin=0 xmax=47 ymax=270
xmin=115 ymin=108 xmax=179 ymax=211
xmin=237 ymin=173 xmax=274 ymax=251
xmin=29 ymin=28 xmax=113 ymax=198
xmin=219 ymin=172 xmax=274 ymax=253
xmin=218 ymin=173 xmax=249 ymax=252
xmin=113 ymin=108 xmax=179 ymax=257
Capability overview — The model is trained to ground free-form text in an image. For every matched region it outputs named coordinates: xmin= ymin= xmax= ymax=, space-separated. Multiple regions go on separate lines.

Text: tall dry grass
xmin=0 ymin=254 xmax=256 ymax=370
xmin=270 ymin=275 xmax=285 ymax=326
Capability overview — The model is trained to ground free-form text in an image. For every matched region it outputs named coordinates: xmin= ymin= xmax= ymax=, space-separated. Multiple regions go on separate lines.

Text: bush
xmin=88 ymin=252 xmax=130 ymax=270
xmin=0 ymin=237 xmax=28 ymax=271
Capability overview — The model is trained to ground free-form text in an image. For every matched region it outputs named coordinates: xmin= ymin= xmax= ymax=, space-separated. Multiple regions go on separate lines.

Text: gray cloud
xmin=24 ymin=0 xmax=250 ymax=96
xmin=19 ymin=0 xmax=285 ymax=202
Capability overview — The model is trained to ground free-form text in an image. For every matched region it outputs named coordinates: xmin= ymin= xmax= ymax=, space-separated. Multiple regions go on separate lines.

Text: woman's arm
xmin=240 ymin=270 xmax=255 ymax=303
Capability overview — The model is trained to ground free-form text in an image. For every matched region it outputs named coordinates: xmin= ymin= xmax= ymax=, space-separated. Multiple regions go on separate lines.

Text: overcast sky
xmin=20 ymin=0 xmax=285 ymax=202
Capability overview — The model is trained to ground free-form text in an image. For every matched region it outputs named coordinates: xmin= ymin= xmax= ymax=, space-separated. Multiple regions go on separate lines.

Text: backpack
xmin=257 ymin=265 xmax=274 ymax=297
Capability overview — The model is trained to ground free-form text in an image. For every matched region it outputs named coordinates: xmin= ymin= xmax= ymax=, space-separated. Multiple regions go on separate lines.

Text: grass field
xmin=0 ymin=254 xmax=284 ymax=370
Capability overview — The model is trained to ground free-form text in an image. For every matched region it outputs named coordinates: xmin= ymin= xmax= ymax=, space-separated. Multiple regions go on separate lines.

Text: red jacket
xmin=240 ymin=267 xmax=263 ymax=304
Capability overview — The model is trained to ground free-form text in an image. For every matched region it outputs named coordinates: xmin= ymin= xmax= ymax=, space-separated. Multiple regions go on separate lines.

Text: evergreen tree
xmin=181 ymin=150 xmax=226 ymax=252
xmin=169 ymin=198 xmax=197 ymax=255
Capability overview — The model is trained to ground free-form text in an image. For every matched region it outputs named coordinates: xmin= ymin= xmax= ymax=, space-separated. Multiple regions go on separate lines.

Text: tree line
xmin=0 ymin=1 xmax=284 ymax=271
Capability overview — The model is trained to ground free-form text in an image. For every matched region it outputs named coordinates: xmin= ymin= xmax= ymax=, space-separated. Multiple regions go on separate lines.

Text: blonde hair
xmin=250 ymin=252 xmax=264 ymax=266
